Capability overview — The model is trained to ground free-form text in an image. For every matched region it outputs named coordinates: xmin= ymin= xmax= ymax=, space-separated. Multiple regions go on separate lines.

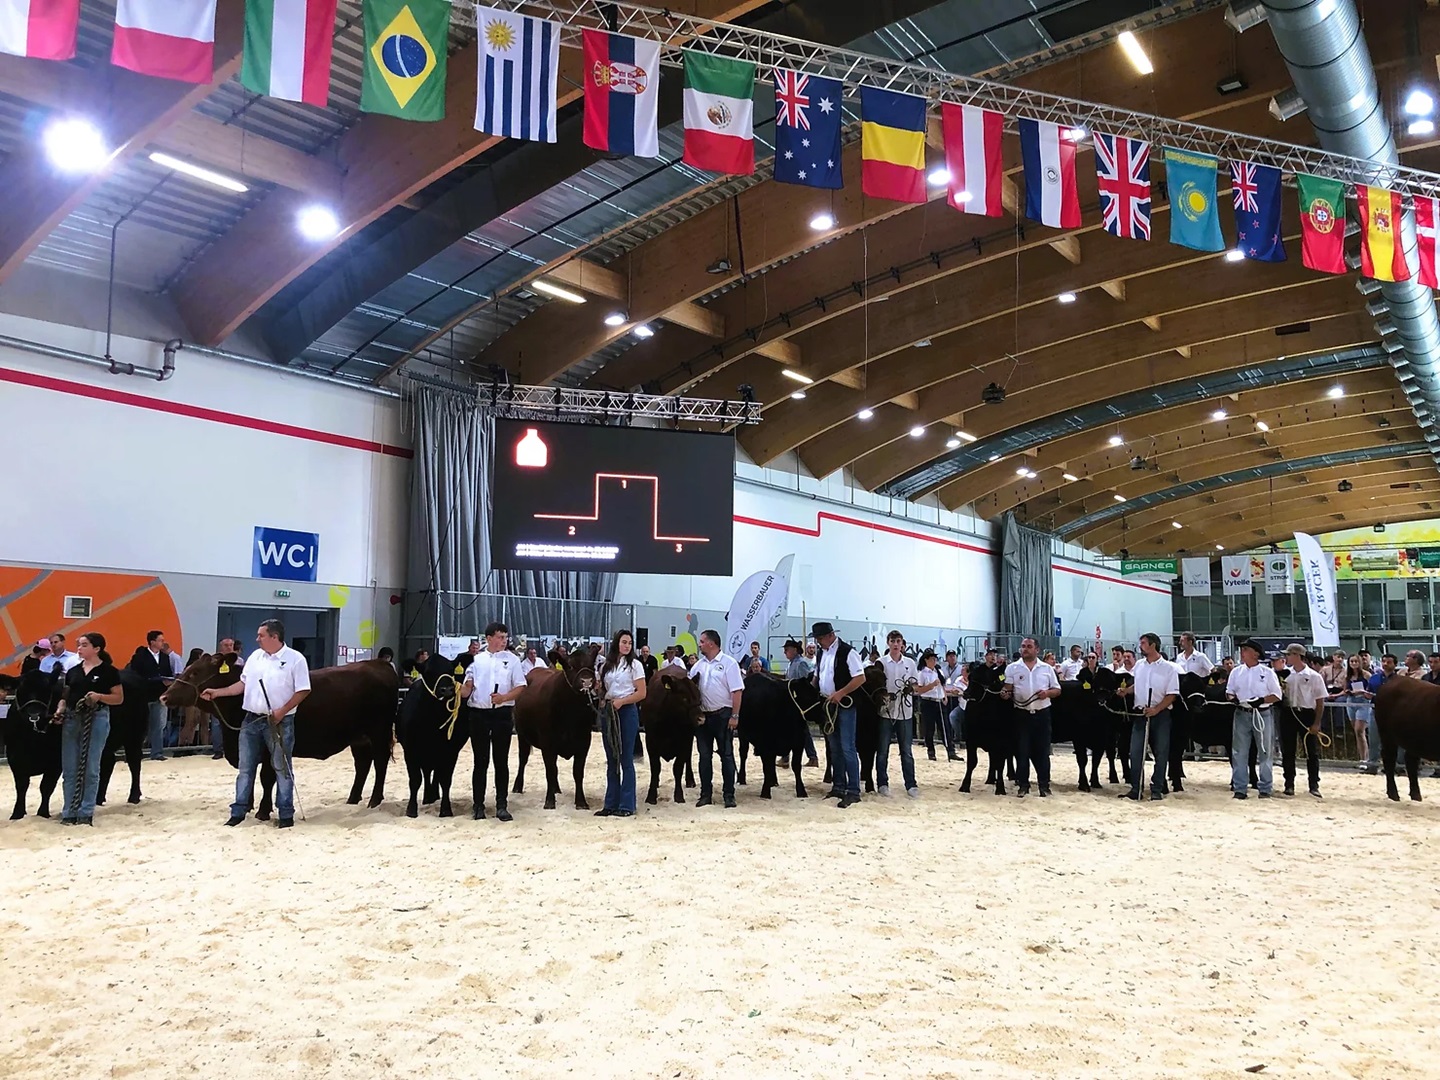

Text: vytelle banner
xmin=1220 ymin=555 xmax=1253 ymax=595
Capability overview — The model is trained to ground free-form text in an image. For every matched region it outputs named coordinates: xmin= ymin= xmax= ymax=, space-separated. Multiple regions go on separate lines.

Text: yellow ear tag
xmin=1081 ymin=682 xmax=1090 ymax=690
xmin=455 ymin=664 xmax=466 ymax=676
xmin=218 ymin=663 xmax=230 ymax=674
xmin=997 ymin=674 xmax=1006 ymax=682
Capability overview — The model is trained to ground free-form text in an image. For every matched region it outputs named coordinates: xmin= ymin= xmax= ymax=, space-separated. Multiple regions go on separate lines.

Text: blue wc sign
xmin=252 ymin=527 xmax=320 ymax=583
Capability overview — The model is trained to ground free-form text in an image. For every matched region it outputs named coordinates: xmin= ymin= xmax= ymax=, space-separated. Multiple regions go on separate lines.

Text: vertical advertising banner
xmin=1181 ymin=557 xmax=1212 ymax=597
xmin=1295 ymin=532 xmax=1341 ymax=648
xmin=1265 ymin=553 xmax=1294 ymax=594
xmin=1220 ymin=555 xmax=1253 ymax=595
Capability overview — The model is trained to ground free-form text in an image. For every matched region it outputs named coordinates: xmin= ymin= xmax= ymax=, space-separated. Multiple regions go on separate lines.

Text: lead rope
xmin=68 ymin=697 xmax=96 ymax=820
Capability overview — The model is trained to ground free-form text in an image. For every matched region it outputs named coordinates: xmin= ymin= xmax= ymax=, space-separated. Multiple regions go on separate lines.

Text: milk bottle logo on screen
xmin=516 ymin=428 xmax=548 ymax=468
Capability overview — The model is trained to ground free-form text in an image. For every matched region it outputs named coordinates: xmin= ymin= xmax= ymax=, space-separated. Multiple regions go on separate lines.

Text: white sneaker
xmin=906 ymin=787 xmax=920 ymax=798
xmin=877 ymin=785 xmax=891 ymax=796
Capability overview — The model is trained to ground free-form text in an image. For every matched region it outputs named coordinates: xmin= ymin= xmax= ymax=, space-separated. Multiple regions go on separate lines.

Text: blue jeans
xmin=62 ymin=706 xmax=110 ymax=821
xmin=948 ymin=702 xmax=965 ymax=744
xmin=1232 ymin=707 xmax=1274 ymax=795
xmin=146 ymin=700 xmax=167 ymax=758
xmin=877 ymin=715 xmax=917 ymax=791
xmin=825 ymin=705 xmax=860 ymax=798
xmin=210 ymin=716 xmax=224 ymax=753
xmin=231 ymin=713 xmax=296 ymax=821
xmin=603 ymin=703 xmax=640 ymax=812
xmin=1128 ymin=709 xmax=1171 ymax=797
xmin=696 ymin=709 xmax=737 ymax=801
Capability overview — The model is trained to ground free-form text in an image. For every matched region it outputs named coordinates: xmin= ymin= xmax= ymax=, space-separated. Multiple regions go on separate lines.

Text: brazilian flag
xmin=362 ymin=0 xmax=450 ymax=121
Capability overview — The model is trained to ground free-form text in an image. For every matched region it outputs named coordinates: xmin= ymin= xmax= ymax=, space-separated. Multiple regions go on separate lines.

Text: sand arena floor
xmin=1 ymin=740 xmax=1436 ymax=1079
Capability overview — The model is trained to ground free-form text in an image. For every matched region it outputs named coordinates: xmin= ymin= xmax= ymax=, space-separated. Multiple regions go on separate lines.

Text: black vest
xmin=821 ymin=639 xmax=858 ymax=693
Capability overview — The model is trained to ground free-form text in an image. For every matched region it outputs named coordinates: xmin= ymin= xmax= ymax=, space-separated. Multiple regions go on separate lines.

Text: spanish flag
xmin=1357 ymin=185 xmax=1411 ymax=282
xmin=860 ymin=87 xmax=927 ymax=203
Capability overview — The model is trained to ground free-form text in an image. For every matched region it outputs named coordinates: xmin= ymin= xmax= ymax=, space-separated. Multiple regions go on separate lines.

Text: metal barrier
xmin=400 ymin=591 xmax=634 ymax=661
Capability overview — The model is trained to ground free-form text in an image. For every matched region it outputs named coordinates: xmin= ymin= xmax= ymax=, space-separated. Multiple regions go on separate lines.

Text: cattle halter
xmin=413 ymin=672 xmax=462 ymax=740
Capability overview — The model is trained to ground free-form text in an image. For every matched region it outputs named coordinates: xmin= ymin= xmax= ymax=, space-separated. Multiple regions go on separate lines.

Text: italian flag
xmin=0 ymin=0 xmax=80 ymax=60
xmin=242 ymin=0 xmax=337 ymax=107
xmin=682 ymin=51 xmax=755 ymax=175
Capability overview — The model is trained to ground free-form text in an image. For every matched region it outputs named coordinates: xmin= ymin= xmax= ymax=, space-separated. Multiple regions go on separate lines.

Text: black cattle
xmin=1374 ymin=676 xmax=1440 ymax=801
xmin=854 ymin=664 xmax=886 ymax=792
xmin=395 ymin=654 xmax=468 ymax=818
xmin=641 ymin=670 xmax=701 ymax=805
xmin=95 ymin=668 xmax=148 ymax=807
xmin=163 ymin=653 xmax=401 ymax=816
xmin=735 ymin=673 xmax=822 ymax=799
xmin=959 ymin=663 xmax=1010 ymax=795
xmin=1049 ymin=674 xmax=1116 ymax=791
xmin=513 ymin=644 xmax=600 ymax=810
xmin=3 ymin=668 xmax=63 ymax=819
xmin=1177 ymin=671 xmax=1258 ymax=792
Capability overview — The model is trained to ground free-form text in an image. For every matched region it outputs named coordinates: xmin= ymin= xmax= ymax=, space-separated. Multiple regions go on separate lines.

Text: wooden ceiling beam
xmin=1197 ymin=497 xmax=1440 ymax=556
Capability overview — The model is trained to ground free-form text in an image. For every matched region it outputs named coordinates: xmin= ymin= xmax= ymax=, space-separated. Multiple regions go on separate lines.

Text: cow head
xmin=784 ymin=675 xmax=822 ymax=714
xmin=657 ymin=670 xmax=703 ymax=723
xmin=861 ymin=663 xmax=888 ymax=708
xmin=6 ymin=666 xmax=65 ymax=733
xmin=562 ymin=643 xmax=600 ymax=697
xmin=160 ymin=652 xmax=243 ymax=711
xmin=964 ymin=661 xmax=1002 ymax=701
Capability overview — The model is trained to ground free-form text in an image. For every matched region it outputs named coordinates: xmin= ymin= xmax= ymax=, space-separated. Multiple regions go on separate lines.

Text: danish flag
xmin=1095 ymin=133 xmax=1151 ymax=240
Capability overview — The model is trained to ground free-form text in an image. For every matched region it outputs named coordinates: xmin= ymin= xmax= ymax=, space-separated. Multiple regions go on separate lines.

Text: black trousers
xmin=920 ymin=698 xmax=955 ymax=757
xmin=1013 ymin=707 xmax=1052 ymax=791
xmin=1278 ymin=706 xmax=1322 ymax=791
xmin=469 ymin=707 xmax=514 ymax=811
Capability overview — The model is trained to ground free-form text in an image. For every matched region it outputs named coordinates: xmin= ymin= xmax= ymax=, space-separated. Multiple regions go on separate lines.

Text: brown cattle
xmin=512 ymin=644 xmax=600 ymax=810
xmin=640 ymin=669 xmax=702 ymax=805
xmin=1373 ymin=676 xmax=1440 ymax=801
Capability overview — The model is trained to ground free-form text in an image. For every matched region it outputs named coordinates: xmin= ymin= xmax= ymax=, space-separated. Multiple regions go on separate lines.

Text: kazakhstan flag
xmin=362 ymin=0 xmax=450 ymax=121
xmin=1164 ymin=147 xmax=1225 ymax=252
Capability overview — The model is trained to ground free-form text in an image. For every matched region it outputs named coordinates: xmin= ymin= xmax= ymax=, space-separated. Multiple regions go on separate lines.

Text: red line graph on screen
xmin=534 ymin=473 xmax=712 ymax=543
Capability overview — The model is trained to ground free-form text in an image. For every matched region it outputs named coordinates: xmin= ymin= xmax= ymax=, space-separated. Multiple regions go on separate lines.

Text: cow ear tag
xmin=1082 ymin=682 xmax=1090 ymax=690
xmin=997 ymin=674 xmax=1005 ymax=682
xmin=218 ymin=663 xmax=230 ymax=674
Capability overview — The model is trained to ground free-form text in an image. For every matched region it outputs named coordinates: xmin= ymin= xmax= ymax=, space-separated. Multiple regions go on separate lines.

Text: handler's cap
xmin=1284 ymin=642 xmax=1307 ymax=656
xmin=32 ymin=639 xmax=47 ymax=652
xmin=920 ymin=648 xmax=937 ymax=662
xmin=783 ymin=638 xmax=803 ymax=651
xmin=1236 ymin=637 xmax=1265 ymax=654
xmin=810 ymin=621 xmax=835 ymax=638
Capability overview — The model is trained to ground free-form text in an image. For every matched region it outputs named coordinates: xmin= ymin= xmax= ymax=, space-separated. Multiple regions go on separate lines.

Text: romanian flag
xmin=860 ymin=87 xmax=927 ymax=203
xmin=1357 ymin=185 xmax=1411 ymax=282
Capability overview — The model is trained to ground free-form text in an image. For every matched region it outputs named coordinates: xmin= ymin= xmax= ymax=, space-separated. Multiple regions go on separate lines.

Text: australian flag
xmin=773 ymin=69 xmax=842 ymax=189
xmin=1231 ymin=160 xmax=1286 ymax=262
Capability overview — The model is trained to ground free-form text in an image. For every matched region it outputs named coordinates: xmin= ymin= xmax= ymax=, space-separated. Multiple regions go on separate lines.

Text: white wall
xmin=0 ymin=313 xmax=408 ymax=589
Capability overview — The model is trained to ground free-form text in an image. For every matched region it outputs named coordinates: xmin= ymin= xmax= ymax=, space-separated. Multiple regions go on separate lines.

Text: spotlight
xmin=1172 ymin=521 xmax=1183 ymax=530
xmin=1225 ymin=248 xmax=1246 ymax=263
xmin=1216 ymin=74 xmax=1248 ymax=95
xmin=1405 ymin=89 xmax=1435 ymax=117
xmin=1408 ymin=119 xmax=1435 ymax=137
xmin=1338 ymin=479 xmax=1353 ymax=493
xmin=1109 ymin=434 xmax=1124 ymax=446
xmin=988 ymin=454 xmax=1001 ymax=462
xmin=952 ymin=191 xmax=973 ymax=204
xmin=1017 ymin=467 xmax=1031 ymax=476
xmin=1057 ymin=292 xmax=1078 ymax=303
xmin=1119 ymin=548 xmax=1130 ymax=560
xmin=1062 ymin=473 xmax=1079 ymax=482
xmin=633 ymin=324 xmax=655 ymax=339
xmin=1269 ymin=87 xmax=1308 ymax=122
xmin=909 ymin=425 xmax=926 ymax=438
xmin=1114 ymin=494 xmax=1126 ymax=503
xmin=604 ymin=312 xmax=627 ymax=327
xmin=707 ymin=258 xmax=732 ymax=275
xmin=790 ymin=390 xmax=806 ymax=400
xmin=297 ymin=205 xmax=341 ymax=241
xmin=1215 ymin=544 xmax=1225 ymax=551
xmin=956 ymin=431 xmax=978 ymax=442
xmin=809 ymin=212 xmax=836 ymax=231
xmin=1212 ymin=408 xmax=1228 ymax=420
xmin=856 ymin=408 xmax=874 ymax=420
xmin=946 ymin=437 xmax=961 ymax=449
xmin=1255 ymin=419 xmax=1271 ymax=432
xmin=927 ymin=167 xmax=951 ymax=186
xmin=737 ymin=383 xmax=755 ymax=404
xmin=1223 ymin=0 xmax=1269 ymax=33
xmin=43 ymin=117 xmax=108 ymax=174
xmin=1062 ymin=126 xmax=1087 ymax=142
xmin=981 ymin=383 xmax=1007 ymax=405
xmin=1328 ymin=385 xmax=1344 ymax=399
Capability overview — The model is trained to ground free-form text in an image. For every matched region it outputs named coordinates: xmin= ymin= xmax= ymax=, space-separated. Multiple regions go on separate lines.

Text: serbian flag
xmin=1357 ymin=185 xmax=1411 ymax=282
xmin=941 ymin=102 xmax=1003 ymax=216
xmin=1415 ymin=194 xmax=1439 ymax=289
xmin=1018 ymin=118 xmax=1081 ymax=228
xmin=112 ymin=0 xmax=217 ymax=83
xmin=0 ymin=0 xmax=79 ymax=60
xmin=860 ymin=87 xmax=927 ymax=203
xmin=583 ymin=29 xmax=660 ymax=158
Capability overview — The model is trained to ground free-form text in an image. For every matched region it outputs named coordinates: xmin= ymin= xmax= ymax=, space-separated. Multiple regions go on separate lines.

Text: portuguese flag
xmin=242 ymin=0 xmax=338 ymax=107
xmin=682 ymin=50 xmax=756 ymax=175
xmin=1296 ymin=173 xmax=1347 ymax=276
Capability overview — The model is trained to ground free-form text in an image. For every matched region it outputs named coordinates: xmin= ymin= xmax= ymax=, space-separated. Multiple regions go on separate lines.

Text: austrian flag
xmin=112 ymin=0 xmax=218 ymax=83
xmin=940 ymin=103 xmax=1003 ymax=217
xmin=0 ymin=0 xmax=80 ymax=60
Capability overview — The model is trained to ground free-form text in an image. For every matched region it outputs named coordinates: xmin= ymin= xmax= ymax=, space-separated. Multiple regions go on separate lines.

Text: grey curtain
xmin=998 ymin=511 xmax=1055 ymax=637
xmin=407 ymin=387 xmax=617 ymax=635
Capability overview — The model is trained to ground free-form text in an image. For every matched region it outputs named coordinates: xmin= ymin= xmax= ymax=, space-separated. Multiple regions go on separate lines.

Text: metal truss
xmin=453 ymin=379 xmax=762 ymax=424
xmin=476 ymin=0 xmax=1440 ymax=200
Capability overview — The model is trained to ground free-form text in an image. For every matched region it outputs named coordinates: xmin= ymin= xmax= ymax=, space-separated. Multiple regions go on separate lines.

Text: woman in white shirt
xmin=915 ymin=649 xmax=951 ymax=761
xmin=596 ymin=629 xmax=647 ymax=818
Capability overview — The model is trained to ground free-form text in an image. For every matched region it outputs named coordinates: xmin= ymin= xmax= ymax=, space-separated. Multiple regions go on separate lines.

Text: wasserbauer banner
xmin=724 ymin=554 xmax=794 ymax=663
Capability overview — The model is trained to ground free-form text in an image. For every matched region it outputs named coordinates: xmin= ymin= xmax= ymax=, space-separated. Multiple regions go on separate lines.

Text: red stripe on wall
xmin=0 ymin=365 xmax=412 ymax=459
xmin=736 ymin=511 xmax=1172 ymax=595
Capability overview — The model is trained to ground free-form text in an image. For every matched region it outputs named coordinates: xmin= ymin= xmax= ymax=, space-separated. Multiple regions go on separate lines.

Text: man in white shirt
xmin=662 ymin=647 xmax=687 ymax=672
xmin=1002 ymin=637 xmax=1062 ymax=797
xmin=1124 ymin=633 xmax=1180 ymax=802
xmin=877 ymin=631 xmax=919 ymax=797
xmin=519 ymin=647 xmax=540 ymax=677
xmin=1175 ymin=633 xmax=1214 ymax=678
xmin=460 ymin=621 xmax=527 ymax=821
xmin=39 ymin=633 xmax=80 ymax=674
xmin=1278 ymin=644 xmax=1327 ymax=798
xmin=1057 ymin=645 xmax=1085 ymax=682
xmin=204 ymin=619 xmax=311 ymax=829
xmin=813 ymin=621 xmax=867 ymax=808
xmin=689 ymin=630 xmax=745 ymax=808
xmin=1224 ymin=638 xmax=1282 ymax=799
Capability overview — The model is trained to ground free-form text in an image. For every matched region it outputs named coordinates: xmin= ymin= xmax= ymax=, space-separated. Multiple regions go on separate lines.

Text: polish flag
xmin=112 ymin=0 xmax=218 ymax=84
xmin=941 ymin=102 xmax=1004 ymax=217
xmin=0 ymin=0 xmax=80 ymax=60
xmin=1416 ymin=194 xmax=1439 ymax=290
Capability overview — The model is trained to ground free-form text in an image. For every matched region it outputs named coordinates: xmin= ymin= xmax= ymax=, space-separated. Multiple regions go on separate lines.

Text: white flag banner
xmin=1295 ymin=532 xmax=1341 ymax=648
xmin=723 ymin=554 xmax=794 ymax=664
xmin=1181 ymin=557 xmax=1212 ymax=597
xmin=1220 ymin=555 xmax=1253 ymax=595
xmin=1265 ymin=553 xmax=1294 ymax=594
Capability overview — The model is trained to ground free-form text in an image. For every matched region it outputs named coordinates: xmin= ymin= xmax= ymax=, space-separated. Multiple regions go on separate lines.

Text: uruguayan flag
xmin=474 ymin=5 xmax=559 ymax=143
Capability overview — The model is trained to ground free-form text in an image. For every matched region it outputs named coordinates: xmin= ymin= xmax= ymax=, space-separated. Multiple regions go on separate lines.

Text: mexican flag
xmin=241 ymin=0 xmax=338 ymax=107
xmin=682 ymin=50 xmax=755 ymax=175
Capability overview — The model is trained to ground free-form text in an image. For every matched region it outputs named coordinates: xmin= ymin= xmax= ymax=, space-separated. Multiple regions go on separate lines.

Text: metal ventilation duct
xmin=1258 ymin=0 xmax=1440 ymax=470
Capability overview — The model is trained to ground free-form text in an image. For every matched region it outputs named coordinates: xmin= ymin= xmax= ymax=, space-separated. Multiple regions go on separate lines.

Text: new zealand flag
xmin=773 ymin=69 xmax=842 ymax=189
xmin=1231 ymin=160 xmax=1287 ymax=262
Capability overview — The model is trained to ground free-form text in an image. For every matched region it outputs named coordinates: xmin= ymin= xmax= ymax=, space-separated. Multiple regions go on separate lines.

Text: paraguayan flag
xmin=474 ymin=4 xmax=559 ymax=143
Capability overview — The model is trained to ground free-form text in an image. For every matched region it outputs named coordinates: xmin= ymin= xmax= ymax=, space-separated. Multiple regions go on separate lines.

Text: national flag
xmin=1230 ymin=160 xmax=1285 ymax=262
xmin=362 ymin=0 xmax=449 ymax=121
xmin=112 ymin=0 xmax=216 ymax=83
xmin=582 ymin=29 xmax=660 ymax=158
xmin=1018 ymin=119 xmax=1081 ymax=228
xmin=1094 ymin=133 xmax=1150 ymax=240
xmin=1164 ymin=147 xmax=1225 ymax=252
xmin=475 ymin=6 xmax=559 ymax=143
xmin=1296 ymin=173 xmax=1347 ymax=274
xmin=1415 ymin=194 xmax=1439 ymax=289
xmin=241 ymin=0 xmax=337 ymax=107
xmin=940 ymin=102 xmax=1003 ymax=217
xmin=860 ymin=87 xmax=927 ymax=203
xmin=682 ymin=51 xmax=755 ymax=175
xmin=773 ymin=70 xmax=841 ymax=189
xmin=1357 ymin=185 xmax=1411 ymax=282
xmin=0 ymin=0 xmax=79 ymax=60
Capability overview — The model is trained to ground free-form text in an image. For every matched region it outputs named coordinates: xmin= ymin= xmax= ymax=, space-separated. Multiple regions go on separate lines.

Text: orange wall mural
xmin=0 ymin=566 xmax=181 ymax=676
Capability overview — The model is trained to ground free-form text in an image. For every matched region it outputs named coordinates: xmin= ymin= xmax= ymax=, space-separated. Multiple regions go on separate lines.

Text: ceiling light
xmin=790 ymin=390 xmax=806 ymax=400
xmin=927 ymin=167 xmax=951 ymax=186
xmin=1108 ymin=434 xmax=1124 ymax=446
xmin=1024 ymin=469 xmax=1038 ymax=479
xmin=781 ymin=368 xmax=814 ymax=385
xmin=43 ymin=116 xmax=108 ymax=174
xmin=988 ymin=454 xmax=1001 ymax=462
xmin=706 ymin=258 xmax=732 ymax=275
xmin=1405 ymin=88 xmax=1434 ymax=117
xmin=1216 ymin=75 xmax=1248 ymax=95
xmin=809 ymin=212 xmax=836 ymax=231
xmin=1114 ymin=494 xmax=1127 ymax=503
xmin=1017 ymin=467 xmax=1031 ymax=476
xmin=1225 ymin=248 xmax=1246 ymax=262
xmin=148 ymin=151 xmax=248 ymax=193
xmin=956 ymin=431 xmax=977 ymax=442
xmin=1172 ymin=521 xmax=1183 ymax=529
xmin=530 ymin=279 xmax=587 ymax=304
xmin=1255 ymin=419 xmax=1271 ymax=432
xmin=1224 ymin=0 xmax=1269 ymax=33
xmin=1216 ymin=544 xmax=1225 ymax=551
xmin=1328 ymin=385 xmax=1344 ymax=399
xmin=1062 ymin=472 xmax=1079 ymax=482
xmin=1057 ymin=292 xmax=1077 ymax=304
xmin=1063 ymin=126 xmax=1087 ymax=142
xmin=633 ymin=324 xmax=655 ymax=339
xmin=909 ymin=425 xmax=926 ymax=438
xmin=1408 ymin=119 xmax=1435 ymax=137
xmin=1117 ymin=31 xmax=1154 ymax=75
xmin=297 ymin=204 xmax=341 ymax=241
xmin=1270 ymin=87 xmax=1308 ymax=122
xmin=946 ymin=437 xmax=961 ymax=449
xmin=604 ymin=312 xmax=627 ymax=327
xmin=1212 ymin=408 xmax=1228 ymax=420
xmin=856 ymin=408 xmax=874 ymax=420
xmin=914 ymin=338 xmax=932 ymax=348
xmin=953 ymin=190 xmax=973 ymax=203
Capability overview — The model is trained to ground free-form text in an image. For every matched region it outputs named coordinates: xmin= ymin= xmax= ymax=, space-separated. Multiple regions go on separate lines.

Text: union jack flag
xmin=1095 ymin=133 xmax=1151 ymax=240
xmin=774 ymin=69 xmax=811 ymax=130
xmin=1232 ymin=161 xmax=1260 ymax=213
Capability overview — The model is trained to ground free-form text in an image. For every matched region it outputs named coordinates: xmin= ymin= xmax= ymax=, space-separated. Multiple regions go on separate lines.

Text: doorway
xmin=216 ymin=606 xmax=338 ymax=669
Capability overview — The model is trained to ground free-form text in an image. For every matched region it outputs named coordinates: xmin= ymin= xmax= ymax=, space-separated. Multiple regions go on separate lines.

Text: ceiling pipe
xmin=1259 ymin=0 xmax=1440 ymax=471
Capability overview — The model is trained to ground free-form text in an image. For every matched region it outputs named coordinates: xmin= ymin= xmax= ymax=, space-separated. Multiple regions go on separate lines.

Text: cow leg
xmin=10 ymin=766 xmax=28 ymax=820
xmin=367 ymin=733 xmax=390 ymax=808
xmin=257 ymin=757 xmax=276 ymax=820
xmin=684 ymin=754 xmax=695 ymax=788
xmin=736 ymin=739 xmax=748 ymax=786
xmin=1089 ymin=749 xmax=1102 ymax=789
xmin=95 ymin=737 xmax=114 ymax=807
xmin=1107 ymin=737 xmax=1120 ymax=784
xmin=1382 ymin=736 xmax=1401 ymax=801
xmin=671 ymin=755 xmax=685 ymax=804
xmin=991 ymin=747 xmax=1007 ymax=796
xmin=1248 ymin=739 xmax=1259 ymax=790
xmin=1406 ymin=751 xmax=1423 ymax=802
xmin=960 ymin=744 xmax=977 ymax=793
xmin=437 ymin=749 xmax=460 ymax=819
xmin=646 ymin=745 xmax=662 ymax=806
xmin=347 ymin=745 xmax=371 ymax=805
xmin=423 ymin=770 xmax=439 ymax=805
xmin=513 ymin=741 xmax=530 ymax=795
xmin=541 ymin=751 xmax=560 ymax=810
xmin=760 ymin=755 xmax=777 ymax=800
xmin=572 ymin=744 xmax=590 ymax=811
xmin=37 ymin=767 xmax=59 ymax=818
xmin=124 ymin=732 xmax=143 ymax=804
xmin=404 ymin=751 xmax=422 ymax=818
xmin=1075 ymin=743 xmax=1090 ymax=792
